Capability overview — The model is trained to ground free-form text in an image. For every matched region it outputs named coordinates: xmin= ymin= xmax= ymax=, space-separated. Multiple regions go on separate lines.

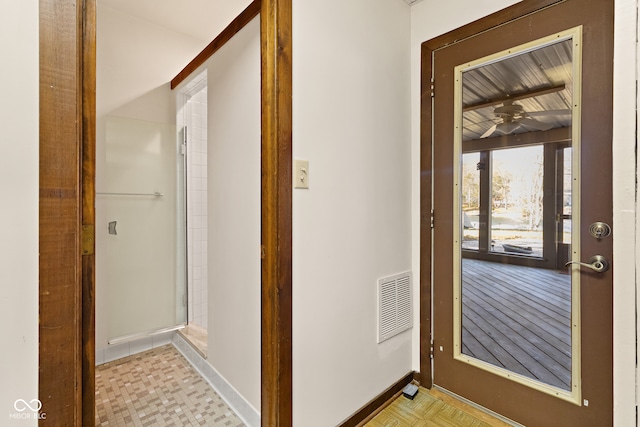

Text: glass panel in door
xmin=454 ymin=32 xmax=580 ymax=396
xmin=102 ymin=116 xmax=187 ymax=342
xmin=490 ymin=146 xmax=544 ymax=257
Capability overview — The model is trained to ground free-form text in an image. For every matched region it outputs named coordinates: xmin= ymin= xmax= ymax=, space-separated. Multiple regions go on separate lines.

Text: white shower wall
xmin=185 ymin=84 xmax=209 ymax=329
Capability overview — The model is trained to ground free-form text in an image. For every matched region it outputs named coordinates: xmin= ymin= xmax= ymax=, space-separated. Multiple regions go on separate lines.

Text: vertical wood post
xmin=39 ymin=0 xmax=96 ymax=424
xmin=81 ymin=1 xmax=97 ymax=425
xmin=260 ymin=0 xmax=293 ymax=425
xmin=39 ymin=0 xmax=83 ymax=423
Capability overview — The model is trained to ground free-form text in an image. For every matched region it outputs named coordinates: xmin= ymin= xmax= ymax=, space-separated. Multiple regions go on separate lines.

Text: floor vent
xmin=378 ymin=271 xmax=413 ymax=343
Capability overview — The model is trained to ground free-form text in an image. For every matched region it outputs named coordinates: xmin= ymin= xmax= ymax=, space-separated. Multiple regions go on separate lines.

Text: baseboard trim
xmin=337 ymin=371 xmax=417 ymax=427
xmin=172 ymin=333 xmax=261 ymax=427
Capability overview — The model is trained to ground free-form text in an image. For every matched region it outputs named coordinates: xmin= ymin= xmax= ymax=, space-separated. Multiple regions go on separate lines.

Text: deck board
xmin=461 ymin=259 xmax=572 ymax=390
xmin=464 ymin=273 xmax=570 ymax=335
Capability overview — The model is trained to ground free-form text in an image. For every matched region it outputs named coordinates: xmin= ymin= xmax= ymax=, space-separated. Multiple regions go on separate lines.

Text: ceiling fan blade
xmin=520 ymin=118 xmax=554 ymax=131
xmin=480 ymin=124 xmax=498 ymax=138
xmin=527 ymin=109 xmax=572 ymax=117
xmin=495 ymin=121 xmax=522 ymax=135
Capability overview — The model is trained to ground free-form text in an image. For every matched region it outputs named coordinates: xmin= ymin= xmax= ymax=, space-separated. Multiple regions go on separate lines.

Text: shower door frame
xmin=38 ymin=0 xmax=294 ymax=426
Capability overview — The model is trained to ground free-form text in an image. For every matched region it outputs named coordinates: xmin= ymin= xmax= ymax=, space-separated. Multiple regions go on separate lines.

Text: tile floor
xmin=96 ymin=345 xmax=511 ymax=426
xmin=95 ymin=345 xmax=244 ymax=426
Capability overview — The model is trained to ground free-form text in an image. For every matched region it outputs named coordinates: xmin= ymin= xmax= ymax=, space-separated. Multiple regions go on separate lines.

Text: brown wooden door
xmin=424 ymin=0 xmax=613 ymax=425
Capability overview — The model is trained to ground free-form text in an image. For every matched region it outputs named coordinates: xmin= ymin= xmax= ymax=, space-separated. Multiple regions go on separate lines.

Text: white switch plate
xmin=294 ymin=160 xmax=309 ymax=189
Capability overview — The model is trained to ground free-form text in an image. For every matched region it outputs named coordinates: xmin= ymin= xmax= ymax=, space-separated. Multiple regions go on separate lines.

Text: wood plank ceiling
xmin=461 ymin=38 xmax=573 ymax=141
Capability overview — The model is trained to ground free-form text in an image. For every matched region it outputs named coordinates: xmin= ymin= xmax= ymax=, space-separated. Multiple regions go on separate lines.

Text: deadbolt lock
xmin=589 ymin=222 xmax=611 ymax=239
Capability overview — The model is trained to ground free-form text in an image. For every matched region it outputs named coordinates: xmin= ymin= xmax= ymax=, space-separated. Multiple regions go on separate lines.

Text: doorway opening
xmin=39 ymin=0 xmax=293 ymax=423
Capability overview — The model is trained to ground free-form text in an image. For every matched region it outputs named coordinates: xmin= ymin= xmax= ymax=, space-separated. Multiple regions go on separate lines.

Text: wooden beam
xmin=463 ymin=84 xmax=566 ymax=112
xmin=171 ymin=0 xmax=261 ymax=89
xmin=260 ymin=0 xmax=292 ymax=425
xmin=462 ymin=126 xmax=571 ymax=153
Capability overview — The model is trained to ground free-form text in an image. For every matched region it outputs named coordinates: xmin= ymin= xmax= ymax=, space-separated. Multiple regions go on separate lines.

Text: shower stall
xmin=96 ymin=74 xmax=208 ymax=362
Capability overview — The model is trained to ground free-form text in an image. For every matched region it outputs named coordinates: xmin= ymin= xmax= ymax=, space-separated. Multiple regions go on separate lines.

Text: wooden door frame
xmin=420 ymin=0 xmax=563 ymax=388
xmin=39 ymin=1 xmax=96 ymax=425
xmin=39 ymin=0 xmax=293 ymax=425
xmin=260 ymin=0 xmax=293 ymax=425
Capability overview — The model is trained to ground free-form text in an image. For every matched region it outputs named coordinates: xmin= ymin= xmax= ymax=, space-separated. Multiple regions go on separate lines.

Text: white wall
xmin=292 ymin=1 xmax=412 ymax=425
xmin=0 ymin=3 xmax=39 ymax=426
xmin=410 ymin=1 xmax=638 ymax=425
xmin=204 ymin=17 xmax=262 ymax=412
xmin=611 ymin=0 xmax=638 ymax=424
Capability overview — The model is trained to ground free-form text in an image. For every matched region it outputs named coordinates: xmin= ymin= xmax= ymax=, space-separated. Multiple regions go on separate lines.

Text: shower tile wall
xmin=186 ymin=87 xmax=208 ymax=329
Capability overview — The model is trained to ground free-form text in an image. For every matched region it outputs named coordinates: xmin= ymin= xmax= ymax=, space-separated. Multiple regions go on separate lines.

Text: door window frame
xmin=451 ymin=27 xmax=584 ymax=403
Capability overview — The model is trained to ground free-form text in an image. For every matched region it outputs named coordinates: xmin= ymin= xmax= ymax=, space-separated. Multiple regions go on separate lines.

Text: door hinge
xmin=81 ymin=224 xmax=95 ymax=256
xmin=431 ymin=209 xmax=435 ymax=229
xmin=430 ymin=77 xmax=435 ymax=98
xmin=260 ymin=245 xmax=266 ymax=259
xmin=430 ymin=339 xmax=434 ymax=359
xmin=181 ymin=126 xmax=187 ymax=155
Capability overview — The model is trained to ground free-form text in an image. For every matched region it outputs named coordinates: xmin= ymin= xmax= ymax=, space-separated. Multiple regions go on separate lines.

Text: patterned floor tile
xmin=366 ymin=387 xmax=506 ymax=427
xmin=95 ymin=345 xmax=244 ymax=427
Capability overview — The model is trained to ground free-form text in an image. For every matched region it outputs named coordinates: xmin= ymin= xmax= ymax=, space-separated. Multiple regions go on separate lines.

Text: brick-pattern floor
xmin=95 ymin=345 xmax=244 ymax=426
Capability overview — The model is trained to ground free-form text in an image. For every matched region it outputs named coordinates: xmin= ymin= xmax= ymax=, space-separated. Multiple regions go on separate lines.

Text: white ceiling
xmin=97 ymin=0 xmax=253 ymax=42
xmin=98 ymin=0 xmax=419 ymax=42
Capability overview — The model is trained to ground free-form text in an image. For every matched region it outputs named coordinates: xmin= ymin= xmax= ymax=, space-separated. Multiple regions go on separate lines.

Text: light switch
xmin=294 ymin=160 xmax=309 ymax=189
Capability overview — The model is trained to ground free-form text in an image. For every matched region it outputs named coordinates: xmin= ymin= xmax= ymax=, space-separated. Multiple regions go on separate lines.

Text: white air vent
xmin=378 ymin=271 xmax=413 ymax=343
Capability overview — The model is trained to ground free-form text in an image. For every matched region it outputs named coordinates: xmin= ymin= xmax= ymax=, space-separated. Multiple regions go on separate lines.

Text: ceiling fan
xmin=480 ymin=100 xmax=571 ymax=138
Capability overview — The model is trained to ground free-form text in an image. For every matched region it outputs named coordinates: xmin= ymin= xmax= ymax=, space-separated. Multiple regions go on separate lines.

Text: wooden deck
xmin=461 ymin=258 xmax=572 ymax=390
